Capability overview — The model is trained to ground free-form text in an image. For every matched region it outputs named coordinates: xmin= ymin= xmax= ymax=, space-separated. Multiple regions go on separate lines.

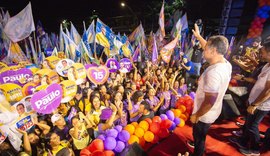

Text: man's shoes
xmin=228 ymin=137 xmax=246 ymax=149
xmin=187 ymin=140 xmax=195 ymax=149
xmin=232 ymin=130 xmax=243 ymax=137
xmin=239 ymin=148 xmax=260 ymax=156
xmin=236 ymin=121 xmax=244 ymax=128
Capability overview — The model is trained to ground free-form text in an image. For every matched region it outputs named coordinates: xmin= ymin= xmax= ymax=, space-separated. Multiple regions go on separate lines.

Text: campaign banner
xmin=106 ymin=58 xmax=119 ymax=73
xmin=35 ymin=69 xmax=60 ymax=85
xmin=0 ymin=68 xmax=33 ymax=86
xmin=60 ymin=80 xmax=77 ymax=103
xmin=22 ymin=82 xmax=38 ymax=96
xmin=56 ymin=59 xmax=74 ymax=77
xmin=68 ymin=63 xmax=86 ymax=85
xmin=119 ymin=58 xmax=132 ymax=73
xmin=0 ymin=128 xmax=8 ymax=145
xmin=16 ymin=115 xmax=34 ymax=131
xmin=0 ymin=83 xmax=23 ymax=102
xmin=44 ymin=56 xmax=60 ymax=69
xmin=12 ymin=95 xmax=33 ymax=115
xmin=67 ymin=107 xmax=77 ymax=123
xmin=87 ymin=65 xmax=109 ymax=85
xmin=85 ymin=63 xmax=98 ymax=70
xmin=30 ymin=83 xmax=62 ymax=114
xmin=0 ymin=62 xmax=8 ymax=72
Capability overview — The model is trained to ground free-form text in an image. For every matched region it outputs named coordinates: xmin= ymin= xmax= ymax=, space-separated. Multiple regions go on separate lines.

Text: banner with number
xmin=16 ymin=115 xmax=34 ymax=131
xmin=87 ymin=65 xmax=109 ymax=85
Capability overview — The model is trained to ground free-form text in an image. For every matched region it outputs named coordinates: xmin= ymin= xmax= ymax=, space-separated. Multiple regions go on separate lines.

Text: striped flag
xmin=158 ymin=1 xmax=165 ymax=41
xmin=70 ymin=22 xmax=81 ymax=45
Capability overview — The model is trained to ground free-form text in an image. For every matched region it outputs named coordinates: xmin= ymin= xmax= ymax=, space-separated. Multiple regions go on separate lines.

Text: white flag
xmin=4 ymin=2 xmax=35 ymax=42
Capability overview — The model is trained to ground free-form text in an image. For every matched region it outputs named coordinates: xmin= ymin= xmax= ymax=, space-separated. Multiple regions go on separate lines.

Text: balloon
xmin=124 ymin=124 xmax=135 ymax=135
xmin=169 ymin=122 xmax=176 ymax=131
xmin=144 ymin=131 xmax=155 ymax=142
xmin=118 ymin=130 xmax=130 ymax=142
xmin=172 ymin=109 xmax=182 ymax=118
xmin=174 ymin=117 xmax=181 ymax=125
xmin=104 ymin=137 xmax=117 ymax=150
xmin=97 ymin=134 xmax=106 ymax=141
xmin=91 ymin=150 xmax=104 ymax=156
xmin=160 ymin=119 xmax=173 ymax=129
xmin=114 ymin=125 xmax=123 ymax=132
xmin=149 ymin=122 xmax=160 ymax=134
xmin=139 ymin=137 xmax=146 ymax=147
xmin=178 ymin=105 xmax=186 ymax=113
xmin=128 ymin=135 xmax=140 ymax=144
xmin=134 ymin=127 xmax=145 ymax=138
xmin=152 ymin=116 xmax=162 ymax=123
xmin=103 ymin=150 xmax=115 ymax=156
xmin=178 ymin=118 xmax=185 ymax=127
xmin=114 ymin=141 xmax=125 ymax=153
xmin=139 ymin=121 xmax=149 ymax=131
xmin=131 ymin=122 xmax=139 ymax=127
xmin=106 ymin=129 xmax=118 ymax=138
xmin=88 ymin=139 xmax=104 ymax=153
xmin=166 ymin=110 xmax=174 ymax=121
xmin=159 ymin=114 xmax=168 ymax=121
xmin=189 ymin=92 xmax=196 ymax=100
xmin=80 ymin=148 xmax=91 ymax=156
xmin=180 ymin=114 xmax=188 ymax=121
xmin=144 ymin=118 xmax=152 ymax=124
xmin=158 ymin=128 xmax=170 ymax=139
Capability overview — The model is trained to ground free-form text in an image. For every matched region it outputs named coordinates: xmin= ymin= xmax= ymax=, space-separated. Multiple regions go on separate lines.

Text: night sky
xmin=0 ymin=0 xmax=261 ymax=36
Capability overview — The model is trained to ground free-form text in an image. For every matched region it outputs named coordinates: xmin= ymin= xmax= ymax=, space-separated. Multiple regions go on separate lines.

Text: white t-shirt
xmin=248 ymin=63 xmax=270 ymax=111
xmin=192 ymin=60 xmax=232 ymax=123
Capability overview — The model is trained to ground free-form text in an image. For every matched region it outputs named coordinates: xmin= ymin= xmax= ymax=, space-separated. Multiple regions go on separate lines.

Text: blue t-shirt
xmin=185 ymin=61 xmax=196 ymax=75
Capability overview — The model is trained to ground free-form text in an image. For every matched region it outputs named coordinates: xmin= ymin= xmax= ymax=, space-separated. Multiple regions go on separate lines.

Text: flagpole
xmin=83 ymin=21 xmax=86 ymax=32
xmin=33 ymin=31 xmax=38 ymax=53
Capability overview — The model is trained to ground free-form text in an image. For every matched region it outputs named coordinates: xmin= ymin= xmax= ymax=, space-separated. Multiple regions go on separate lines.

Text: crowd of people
xmin=0 ymin=21 xmax=270 ymax=156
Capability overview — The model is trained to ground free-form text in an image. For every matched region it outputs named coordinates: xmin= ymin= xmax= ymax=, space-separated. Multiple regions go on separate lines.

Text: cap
xmin=100 ymin=108 xmax=113 ymax=120
xmin=183 ymin=55 xmax=188 ymax=59
xmin=51 ymin=114 xmax=62 ymax=124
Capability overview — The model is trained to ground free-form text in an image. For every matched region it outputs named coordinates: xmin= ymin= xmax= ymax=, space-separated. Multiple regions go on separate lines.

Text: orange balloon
xmin=103 ymin=150 xmax=115 ymax=156
xmin=151 ymin=134 xmax=159 ymax=144
xmin=124 ymin=124 xmax=135 ymax=135
xmin=131 ymin=122 xmax=139 ymax=128
xmin=139 ymin=121 xmax=149 ymax=131
xmin=128 ymin=135 xmax=140 ymax=145
xmin=178 ymin=118 xmax=185 ymax=127
xmin=180 ymin=114 xmax=187 ymax=121
xmin=149 ymin=122 xmax=160 ymax=134
xmin=144 ymin=131 xmax=155 ymax=142
xmin=173 ymin=109 xmax=182 ymax=118
xmin=144 ymin=118 xmax=152 ymax=125
xmin=135 ymin=127 xmax=145 ymax=138
xmin=152 ymin=116 xmax=162 ymax=123
xmin=179 ymin=105 xmax=186 ymax=113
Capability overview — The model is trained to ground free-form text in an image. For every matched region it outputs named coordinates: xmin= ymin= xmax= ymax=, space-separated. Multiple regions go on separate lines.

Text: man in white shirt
xmin=230 ymin=38 xmax=270 ymax=155
xmin=189 ymin=24 xmax=232 ymax=156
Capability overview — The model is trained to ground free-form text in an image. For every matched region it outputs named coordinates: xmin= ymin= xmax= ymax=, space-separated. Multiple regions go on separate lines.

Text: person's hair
xmin=90 ymin=95 xmax=100 ymax=111
xmin=207 ymin=35 xmax=229 ymax=55
xmin=44 ymin=132 xmax=56 ymax=150
xmin=140 ymin=100 xmax=151 ymax=111
xmin=71 ymin=116 xmax=79 ymax=125
xmin=16 ymin=103 xmax=24 ymax=108
xmin=263 ymin=38 xmax=270 ymax=52
xmin=131 ymin=91 xmax=144 ymax=103
xmin=62 ymin=60 xmax=67 ymax=64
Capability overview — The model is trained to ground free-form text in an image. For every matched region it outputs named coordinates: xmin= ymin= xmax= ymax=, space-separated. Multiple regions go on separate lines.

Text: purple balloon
xmin=104 ymin=137 xmax=117 ymax=150
xmin=189 ymin=92 xmax=196 ymax=100
xmin=169 ymin=122 xmax=176 ymax=131
xmin=106 ymin=129 xmax=118 ymax=138
xmin=97 ymin=134 xmax=106 ymax=141
xmin=114 ymin=125 xmax=123 ymax=132
xmin=166 ymin=110 xmax=175 ymax=121
xmin=114 ymin=141 xmax=125 ymax=153
xmin=118 ymin=130 xmax=130 ymax=142
xmin=160 ymin=114 xmax=168 ymax=120
xmin=174 ymin=117 xmax=181 ymax=125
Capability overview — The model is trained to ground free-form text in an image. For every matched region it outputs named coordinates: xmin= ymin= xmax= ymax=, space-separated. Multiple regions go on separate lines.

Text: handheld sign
xmin=30 ymin=83 xmax=62 ymax=114
xmin=105 ymin=58 xmax=119 ymax=73
xmin=87 ymin=66 xmax=109 ymax=85
xmin=0 ymin=83 xmax=23 ymax=102
xmin=67 ymin=63 xmax=86 ymax=85
xmin=60 ymin=80 xmax=77 ymax=103
xmin=0 ymin=68 xmax=33 ymax=86
xmin=16 ymin=115 xmax=34 ymax=132
xmin=44 ymin=56 xmax=60 ymax=69
xmin=56 ymin=59 xmax=74 ymax=77
xmin=119 ymin=58 xmax=132 ymax=73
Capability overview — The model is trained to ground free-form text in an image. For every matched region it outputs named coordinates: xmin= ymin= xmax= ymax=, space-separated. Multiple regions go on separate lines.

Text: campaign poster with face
xmin=56 ymin=59 xmax=74 ymax=77
xmin=67 ymin=63 xmax=87 ymax=85
xmin=105 ymin=58 xmax=119 ymax=73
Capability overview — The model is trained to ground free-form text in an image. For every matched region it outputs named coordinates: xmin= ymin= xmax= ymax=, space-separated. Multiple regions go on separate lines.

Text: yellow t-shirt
xmin=70 ymin=124 xmax=91 ymax=150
